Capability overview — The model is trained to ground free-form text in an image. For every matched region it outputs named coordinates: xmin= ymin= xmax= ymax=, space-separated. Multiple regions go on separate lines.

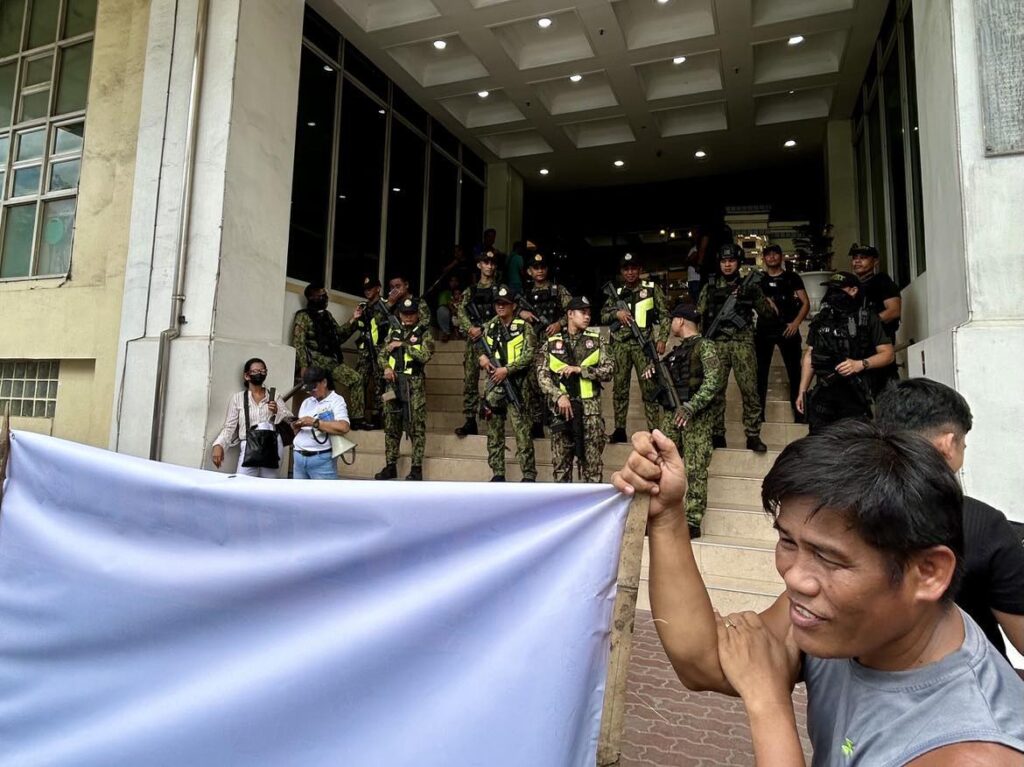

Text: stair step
xmin=702 ymin=503 xmax=777 ymax=542
xmin=693 ymin=535 xmax=779 ymax=583
xmin=707 ymin=475 xmax=763 ymax=507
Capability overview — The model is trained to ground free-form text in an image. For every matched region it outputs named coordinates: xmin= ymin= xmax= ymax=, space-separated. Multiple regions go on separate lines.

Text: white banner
xmin=0 ymin=432 xmax=630 ymax=767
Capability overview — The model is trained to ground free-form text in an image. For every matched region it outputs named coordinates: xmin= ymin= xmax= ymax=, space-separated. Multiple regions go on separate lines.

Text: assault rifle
xmin=356 ymin=300 xmax=390 ymax=381
xmin=551 ymin=338 xmax=586 ymax=477
xmin=515 ymin=293 xmax=556 ymax=329
xmin=703 ymin=270 xmax=760 ymax=340
xmin=600 ymin=282 xmax=679 ymax=413
xmin=466 ymin=301 xmax=524 ymax=416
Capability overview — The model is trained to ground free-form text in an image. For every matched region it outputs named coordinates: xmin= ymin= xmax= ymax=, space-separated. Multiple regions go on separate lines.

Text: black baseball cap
xmin=567 ymin=296 xmax=592 ymax=311
xmin=477 ymin=250 xmax=497 ymax=263
xmin=528 ymin=252 xmax=548 ymax=269
xmin=671 ymin=303 xmax=701 ymax=322
xmin=848 ymin=244 xmax=880 ymax=258
xmin=821 ymin=271 xmax=860 ymax=289
xmin=494 ymin=285 xmax=515 ymax=304
xmin=620 ymin=252 xmax=639 ymax=267
xmin=362 ymin=275 xmax=381 ymax=289
xmin=398 ymin=297 xmax=419 ymax=314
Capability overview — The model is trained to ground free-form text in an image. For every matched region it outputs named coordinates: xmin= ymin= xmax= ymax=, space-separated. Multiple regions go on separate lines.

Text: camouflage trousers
xmin=383 ymin=375 xmax=426 ymax=466
xmin=524 ymin=349 xmax=547 ymax=426
xmin=552 ymin=410 xmax=606 ymax=483
xmin=661 ymin=409 xmax=714 ymax=526
xmin=309 ymin=353 xmax=364 ymax=421
xmin=354 ymin=352 xmax=384 ymax=419
xmin=484 ymin=378 xmax=536 ymax=479
xmin=611 ymin=340 xmax=661 ymax=431
xmin=708 ymin=337 xmax=760 ymax=438
xmin=462 ymin=341 xmax=483 ymax=417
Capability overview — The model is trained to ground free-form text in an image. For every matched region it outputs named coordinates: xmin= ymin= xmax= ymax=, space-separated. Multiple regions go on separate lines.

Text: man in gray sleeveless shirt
xmin=613 ymin=422 xmax=1024 ymax=766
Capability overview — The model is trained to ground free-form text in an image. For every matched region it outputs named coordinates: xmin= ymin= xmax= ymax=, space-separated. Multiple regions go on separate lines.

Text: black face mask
xmin=248 ymin=373 xmax=266 ymax=386
xmin=308 ymin=296 xmax=328 ymax=311
xmin=825 ymin=289 xmax=858 ymax=313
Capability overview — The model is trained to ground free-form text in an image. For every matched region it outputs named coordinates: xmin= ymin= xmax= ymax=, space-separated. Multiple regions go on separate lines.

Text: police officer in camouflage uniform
xmin=518 ymin=252 xmax=572 ymax=438
xmin=601 ymin=252 xmax=669 ymax=443
xmin=697 ymin=245 xmax=773 ymax=452
xmin=653 ymin=304 xmax=724 ymax=539
xmin=351 ymin=276 xmax=392 ymax=429
xmin=538 ymin=296 xmax=614 ymax=483
xmin=292 ymin=282 xmax=367 ymax=429
xmin=374 ymin=298 xmax=434 ymax=481
xmin=453 ymin=251 xmax=499 ymax=437
xmin=479 ymin=286 xmax=537 ymax=482
xmin=384 ymin=273 xmax=431 ymax=326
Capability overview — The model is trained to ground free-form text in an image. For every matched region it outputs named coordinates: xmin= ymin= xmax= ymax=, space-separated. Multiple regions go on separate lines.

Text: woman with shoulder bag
xmin=211 ymin=358 xmax=293 ymax=477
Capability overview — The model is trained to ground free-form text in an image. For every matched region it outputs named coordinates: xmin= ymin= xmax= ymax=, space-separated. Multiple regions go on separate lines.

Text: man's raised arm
xmin=612 ymin=430 xmax=791 ymax=694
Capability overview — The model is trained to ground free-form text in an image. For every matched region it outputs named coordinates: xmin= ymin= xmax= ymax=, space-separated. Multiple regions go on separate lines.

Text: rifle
xmin=551 ymin=337 xmax=586 ymax=478
xmin=515 ymin=293 xmax=554 ymax=328
xmin=466 ymin=301 xmax=524 ymax=416
xmin=356 ymin=301 xmax=389 ymax=382
xmin=703 ymin=270 xmax=760 ymax=341
xmin=600 ymin=282 xmax=679 ymax=412
xmin=389 ymin=325 xmax=416 ymax=442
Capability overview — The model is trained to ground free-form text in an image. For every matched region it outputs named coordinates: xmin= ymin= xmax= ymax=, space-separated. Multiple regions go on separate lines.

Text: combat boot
xmin=405 ymin=466 xmax=423 ymax=481
xmin=521 ymin=477 xmax=536 ymax=483
xmin=490 ymin=475 xmax=505 ymax=482
xmin=608 ymin=427 xmax=628 ymax=444
xmin=746 ymin=435 xmax=768 ymax=453
xmin=455 ymin=418 xmax=477 ymax=437
xmin=688 ymin=524 xmax=702 ymax=540
xmin=374 ymin=464 xmax=397 ymax=480
xmin=530 ymin=422 xmax=545 ymax=439
xmin=712 ymin=434 xmax=727 ymax=449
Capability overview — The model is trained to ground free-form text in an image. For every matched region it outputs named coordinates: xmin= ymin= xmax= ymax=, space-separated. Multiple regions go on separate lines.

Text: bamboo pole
xmin=597 ymin=493 xmax=649 ymax=766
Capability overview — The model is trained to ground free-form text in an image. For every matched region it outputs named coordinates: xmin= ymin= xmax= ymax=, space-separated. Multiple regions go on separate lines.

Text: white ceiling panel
xmin=752 ymin=30 xmax=848 ymax=85
xmin=480 ymin=129 xmax=554 ymax=158
xmin=440 ymin=89 xmax=526 ymax=128
xmin=654 ymin=101 xmax=728 ymax=138
xmin=755 ymin=87 xmax=835 ymax=125
xmin=491 ymin=11 xmax=595 ymax=70
xmin=611 ymin=0 xmax=716 ymax=52
xmin=562 ymin=116 xmax=635 ymax=148
xmin=387 ymin=35 xmax=489 ymax=87
xmin=531 ymin=71 xmax=619 ymax=116
xmin=635 ymin=52 xmax=723 ymax=101
xmin=752 ymin=0 xmax=856 ymax=27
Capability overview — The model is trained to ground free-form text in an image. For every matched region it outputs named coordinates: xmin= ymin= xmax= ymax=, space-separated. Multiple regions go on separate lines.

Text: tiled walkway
xmin=620 ymin=610 xmax=812 ymax=766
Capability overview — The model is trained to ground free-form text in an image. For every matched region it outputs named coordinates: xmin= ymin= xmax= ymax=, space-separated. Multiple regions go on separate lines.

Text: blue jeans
xmin=293 ymin=450 xmax=337 ymax=480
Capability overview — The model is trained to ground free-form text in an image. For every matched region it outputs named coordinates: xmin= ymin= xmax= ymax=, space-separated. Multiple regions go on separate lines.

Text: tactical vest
xmin=810 ymin=306 xmax=873 ymax=375
xmin=548 ymin=330 xmax=602 ymax=399
xmin=665 ymin=336 xmax=705 ymax=402
xmin=356 ymin=303 xmax=388 ymax=349
xmin=386 ymin=324 xmax=428 ymax=375
xmin=484 ymin=318 xmax=529 ymax=368
xmin=616 ymin=280 xmax=658 ymax=330
xmin=468 ymin=284 xmax=497 ymax=324
xmin=302 ymin=309 xmax=343 ymax=361
xmin=527 ymin=283 xmax=562 ymax=324
xmin=703 ymin=276 xmax=754 ymax=331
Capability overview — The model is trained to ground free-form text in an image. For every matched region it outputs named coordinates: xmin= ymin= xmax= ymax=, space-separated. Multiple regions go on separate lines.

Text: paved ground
xmin=620 ymin=610 xmax=812 ymax=766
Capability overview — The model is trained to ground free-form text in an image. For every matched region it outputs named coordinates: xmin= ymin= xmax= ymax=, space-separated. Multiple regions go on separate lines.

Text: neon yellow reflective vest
xmin=484 ymin=318 xmax=529 ymax=366
xmin=386 ymin=325 xmax=428 ymax=373
xmin=617 ymin=280 xmax=657 ymax=329
xmin=547 ymin=329 xmax=602 ymax=399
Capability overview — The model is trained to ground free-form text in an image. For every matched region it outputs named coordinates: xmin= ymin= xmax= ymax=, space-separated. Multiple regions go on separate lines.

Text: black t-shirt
xmin=757 ymin=270 xmax=806 ymax=332
xmin=807 ymin=308 xmax=891 ymax=353
xmin=859 ymin=273 xmax=900 ymax=338
xmin=955 ymin=496 xmax=1024 ymax=657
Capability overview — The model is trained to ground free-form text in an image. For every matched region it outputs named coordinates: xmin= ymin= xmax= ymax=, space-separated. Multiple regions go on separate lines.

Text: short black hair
xmin=303 ymin=366 xmax=334 ymax=390
xmin=763 ymin=244 xmax=783 ymax=256
xmin=875 ymin=378 xmax=973 ymax=438
xmin=483 ymin=228 xmax=496 ymax=237
xmin=304 ymin=281 xmax=324 ymax=299
xmin=762 ymin=420 xmax=964 ymax=599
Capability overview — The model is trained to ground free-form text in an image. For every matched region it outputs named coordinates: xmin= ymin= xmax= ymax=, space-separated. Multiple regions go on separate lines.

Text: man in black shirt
xmin=754 ymin=245 xmax=809 ymax=423
xmin=850 ymin=244 xmax=901 ymax=394
xmin=875 ymin=378 xmax=1024 ymax=660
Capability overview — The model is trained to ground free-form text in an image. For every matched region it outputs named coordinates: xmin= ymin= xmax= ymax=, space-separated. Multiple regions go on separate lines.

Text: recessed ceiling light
xmin=784 ymin=139 xmax=797 ymax=148
xmin=338 ymin=194 xmax=347 ymax=200
xmin=306 ymin=121 xmax=316 ymax=127
xmin=613 ymin=159 xmax=625 ymax=167
xmin=788 ymin=90 xmax=795 ymax=95
xmin=539 ymin=168 xmax=549 ymax=176
xmin=378 ymin=109 xmax=386 ymax=115
xmin=323 ymin=65 xmax=333 ymax=72
xmin=392 ymin=187 xmax=401 ymax=192
xmin=687 ymin=230 xmax=693 ymax=237
xmin=672 ymin=56 xmax=686 ymax=65
xmin=569 ymin=74 xmax=583 ymax=83
xmin=433 ymin=39 xmax=447 ymax=50
xmin=694 ymin=150 xmax=707 ymax=158
xmin=537 ymin=17 xmax=552 ymax=28
xmin=478 ymin=90 xmax=490 ymax=98
xmin=656 ymin=0 xmax=670 ymax=4
xmin=788 ymin=35 xmax=805 ymax=46
xmin=659 ymin=229 xmax=667 ymax=235
xmin=669 ymin=232 xmax=676 ymax=239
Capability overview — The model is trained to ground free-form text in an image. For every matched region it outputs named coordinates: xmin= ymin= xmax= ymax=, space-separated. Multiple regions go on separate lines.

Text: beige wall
xmin=0 ymin=0 xmax=150 ymax=447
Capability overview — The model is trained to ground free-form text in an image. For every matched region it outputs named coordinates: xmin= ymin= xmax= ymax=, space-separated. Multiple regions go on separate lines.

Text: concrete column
xmin=825 ymin=119 xmax=859 ymax=259
xmin=485 ymin=162 xmax=524 ymax=252
xmin=908 ymin=0 xmax=1024 ymax=520
xmin=110 ymin=0 xmax=303 ymax=469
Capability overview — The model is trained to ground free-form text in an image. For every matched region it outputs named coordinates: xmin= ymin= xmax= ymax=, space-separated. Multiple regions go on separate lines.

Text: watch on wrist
xmin=861 ymin=359 xmax=870 ymax=371
xmin=313 ymin=418 xmax=320 ymax=430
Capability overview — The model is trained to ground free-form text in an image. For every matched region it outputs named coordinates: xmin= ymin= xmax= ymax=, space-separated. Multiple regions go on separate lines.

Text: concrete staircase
xmin=338 ymin=337 xmax=807 ymax=614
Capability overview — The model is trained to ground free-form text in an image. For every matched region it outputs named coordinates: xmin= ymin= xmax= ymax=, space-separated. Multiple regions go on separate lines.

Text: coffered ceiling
xmin=309 ymin=0 xmax=886 ymax=188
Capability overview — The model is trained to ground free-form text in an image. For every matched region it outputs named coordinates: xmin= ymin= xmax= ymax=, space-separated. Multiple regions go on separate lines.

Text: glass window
xmin=0 ymin=202 xmax=37 ymax=277
xmin=12 ymin=165 xmax=40 ymax=196
xmin=903 ymin=9 xmax=925 ymax=275
xmin=37 ymin=196 xmax=75 ymax=274
xmin=53 ymin=121 xmax=83 ymax=153
xmin=25 ymin=54 xmax=53 ymax=86
xmin=343 ymin=45 xmax=387 ymax=100
xmin=867 ymin=96 xmax=887 ymax=266
xmin=55 ymin=40 xmax=91 ymax=114
xmin=431 ymin=120 xmax=459 ymax=159
xmin=425 ymin=149 xmax=458 ymax=283
xmin=17 ymin=127 xmax=45 ymax=160
xmin=459 ymin=175 xmax=485 ymax=262
xmin=64 ymin=0 xmax=97 ymax=39
xmin=287 ymin=45 xmax=337 ymax=285
xmin=384 ymin=119 xmax=426 ymax=292
xmin=883 ymin=51 xmax=909 ymax=287
xmin=49 ymin=157 xmax=79 ymax=190
xmin=28 ymin=0 xmax=60 ymax=49
xmin=20 ymin=89 xmax=50 ymax=121
xmin=0 ymin=63 xmax=16 ymax=127
xmin=0 ymin=1 xmax=25 ymax=58
xmin=0 ymin=357 xmax=60 ymax=418
xmin=855 ymin=128 xmax=870 ymax=248
xmin=332 ymin=78 xmax=387 ymax=294
xmin=462 ymin=147 xmax=485 ymax=184
xmin=392 ymin=86 xmax=427 ymax=133
xmin=302 ymin=6 xmax=339 ymax=60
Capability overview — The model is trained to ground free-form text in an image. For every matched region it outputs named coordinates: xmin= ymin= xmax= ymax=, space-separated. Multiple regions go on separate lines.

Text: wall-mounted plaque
xmin=976 ymin=0 xmax=1024 ymax=156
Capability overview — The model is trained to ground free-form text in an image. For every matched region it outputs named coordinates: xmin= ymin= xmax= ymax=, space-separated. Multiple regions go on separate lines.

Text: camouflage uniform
xmin=537 ymin=329 xmax=614 ymax=482
xmin=481 ymin=315 xmax=537 ymax=480
xmin=378 ymin=321 xmax=434 ymax=467
xmin=455 ymin=280 xmax=498 ymax=418
xmin=697 ymin=275 xmax=773 ymax=439
xmin=292 ymin=308 xmax=365 ymax=421
xmin=519 ymin=280 xmax=572 ymax=426
xmin=600 ymin=280 xmax=669 ymax=431
xmin=351 ymin=300 xmax=393 ymax=422
xmin=658 ymin=335 xmax=724 ymax=527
